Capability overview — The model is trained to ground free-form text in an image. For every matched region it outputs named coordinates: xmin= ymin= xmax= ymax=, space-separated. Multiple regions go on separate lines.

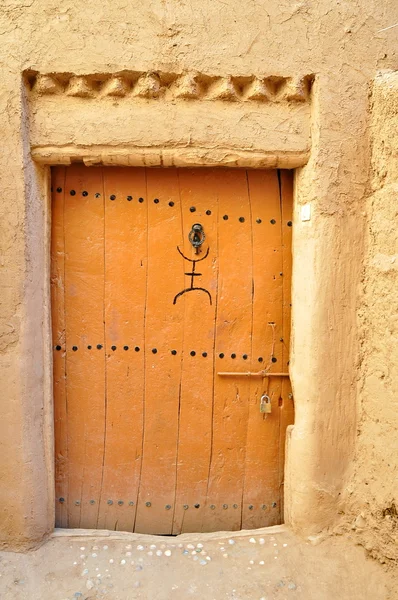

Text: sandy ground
xmin=0 ymin=526 xmax=396 ymax=600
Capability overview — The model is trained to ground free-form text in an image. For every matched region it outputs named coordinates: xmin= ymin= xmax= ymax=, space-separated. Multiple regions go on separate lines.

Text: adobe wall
xmin=0 ymin=0 xmax=396 ymax=563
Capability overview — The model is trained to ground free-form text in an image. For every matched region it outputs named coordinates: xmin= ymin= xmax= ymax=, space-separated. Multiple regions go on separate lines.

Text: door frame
xmin=9 ymin=70 xmax=360 ymax=548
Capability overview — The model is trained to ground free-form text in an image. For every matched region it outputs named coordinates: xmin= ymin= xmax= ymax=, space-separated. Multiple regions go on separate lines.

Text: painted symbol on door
xmin=173 ymin=246 xmax=212 ymax=305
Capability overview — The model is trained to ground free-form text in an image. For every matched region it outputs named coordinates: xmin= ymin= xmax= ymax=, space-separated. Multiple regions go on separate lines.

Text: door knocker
xmin=188 ymin=223 xmax=205 ymax=254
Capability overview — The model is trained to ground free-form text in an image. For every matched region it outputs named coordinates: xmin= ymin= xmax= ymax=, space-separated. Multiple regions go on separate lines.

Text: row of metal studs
xmin=59 ymin=498 xmax=277 ymax=510
xmin=54 ymin=345 xmax=279 ymax=363
xmin=53 ymin=188 xmax=292 ymax=226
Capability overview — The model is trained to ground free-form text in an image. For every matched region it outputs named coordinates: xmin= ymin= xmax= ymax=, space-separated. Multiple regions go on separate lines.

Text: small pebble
xmin=80 ymin=555 xmax=85 ymax=559
xmin=178 ymin=543 xmax=183 ymax=548
xmin=73 ymin=562 xmax=77 ymax=565
xmin=150 ymin=544 xmax=157 ymax=549
xmin=126 ymin=552 xmax=132 ymax=557
xmin=223 ymin=553 xmax=228 ymax=558
xmin=200 ymin=560 xmax=207 ymax=566
xmin=120 ymin=559 xmax=126 ymax=565
xmin=135 ymin=565 xmax=143 ymax=571
xmin=165 ymin=550 xmax=172 ymax=557
xmin=259 ymin=560 xmax=265 ymax=565
xmin=81 ymin=569 xmax=89 ymax=576
xmin=283 ymin=543 xmax=288 ymax=547
xmin=156 ymin=550 xmax=163 ymax=556
xmin=193 ymin=556 xmax=199 ymax=561
xmin=288 ymin=583 xmax=297 ymax=590
xmin=183 ymin=550 xmax=189 ymax=555
xmin=91 ymin=553 xmax=97 ymax=558
xmin=80 ymin=547 xmax=85 ymax=551
xmin=259 ymin=538 xmax=265 ymax=545
xmin=249 ymin=560 xmax=254 ymax=565
xmin=228 ymin=539 xmax=235 ymax=545
xmin=197 ymin=543 xmax=204 ymax=548
xmin=125 ymin=544 xmax=132 ymax=550
xmin=109 ymin=559 xmax=114 ymax=564
xmin=187 ymin=544 xmax=195 ymax=550
xmin=86 ymin=580 xmax=94 ymax=590
xmin=103 ymin=545 xmax=108 ymax=550
xmin=206 ymin=556 xmax=211 ymax=561
xmin=134 ymin=581 xmax=141 ymax=588
xmin=147 ymin=551 xmax=153 ymax=556
xmin=137 ymin=545 xmax=144 ymax=551
xmin=92 ymin=545 xmax=99 ymax=550
xmin=249 ymin=538 xmax=256 ymax=544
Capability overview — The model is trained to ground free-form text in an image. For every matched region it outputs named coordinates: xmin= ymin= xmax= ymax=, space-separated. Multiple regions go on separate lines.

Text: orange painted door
xmin=52 ymin=166 xmax=294 ymax=534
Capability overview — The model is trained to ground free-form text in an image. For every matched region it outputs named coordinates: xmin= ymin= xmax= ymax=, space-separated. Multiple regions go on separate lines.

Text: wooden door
xmin=52 ymin=165 xmax=294 ymax=534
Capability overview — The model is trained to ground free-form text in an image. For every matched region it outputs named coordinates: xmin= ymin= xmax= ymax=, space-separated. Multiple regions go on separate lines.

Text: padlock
xmin=260 ymin=393 xmax=272 ymax=414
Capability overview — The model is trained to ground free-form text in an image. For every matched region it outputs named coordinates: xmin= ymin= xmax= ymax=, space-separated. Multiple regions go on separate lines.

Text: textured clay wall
xmin=338 ymin=72 xmax=398 ymax=565
xmin=0 ymin=0 xmax=397 ymax=563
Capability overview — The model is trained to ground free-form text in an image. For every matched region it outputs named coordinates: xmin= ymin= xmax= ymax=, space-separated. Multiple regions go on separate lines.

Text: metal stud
xmin=146 ymin=501 xmax=151 ymax=507
xmin=256 ymin=218 xmax=262 ymax=224
xmin=55 ymin=345 xmax=62 ymax=351
xmin=152 ymin=348 xmax=157 ymax=354
xmin=231 ymin=353 xmax=236 ymax=359
xmin=111 ymin=345 xmax=117 ymax=351
xmin=95 ymin=193 xmax=101 ymax=198
xmin=202 ymin=352 xmax=207 ymax=357
xmin=138 ymin=197 xmax=144 ymax=203
xmin=165 ymin=504 xmax=172 ymax=510
xmin=243 ymin=354 xmax=248 ymax=360
xmin=258 ymin=357 xmax=263 ymax=362
xmin=206 ymin=210 xmax=211 ymax=215
xmin=169 ymin=201 xmax=174 ymax=207
xmin=190 ymin=351 xmax=196 ymax=356
xmin=219 ymin=353 xmax=224 ymax=358
xmin=210 ymin=505 xmax=216 ymax=510
xmin=127 ymin=196 xmax=133 ymax=201
xmin=118 ymin=500 xmax=124 ymax=506
xmin=56 ymin=187 xmax=62 ymax=193
xmin=194 ymin=503 xmax=200 ymax=509
xmin=248 ymin=504 xmax=254 ymax=510
xmin=97 ymin=344 xmax=103 ymax=350
xmin=90 ymin=499 xmax=95 ymax=505
xmin=190 ymin=206 xmax=196 ymax=212
xmin=239 ymin=217 xmax=245 ymax=223
xmin=223 ymin=215 xmax=228 ymax=220
xmin=272 ymin=357 xmax=277 ymax=363
xmin=171 ymin=350 xmax=177 ymax=355
xmin=107 ymin=500 xmax=113 ymax=505
xmin=135 ymin=346 xmax=140 ymax=352
xmin=287 ymin=221 xmax=292 ymax=227
xmin=75 ymin=500 xmax=80 ymax=506
xmin=59 ymin=497 xmax=65 ymax=503
xmin=82 ymin=191 xmax=88 ymax=197
xmin=272 ymin=502 xmax=277 ymax=508
xmin=183 ymin=504 xmax=189 ymax=510
xmin=124 ymin=346 xmax=129 ymax=351
xmin=129 ymin=501 xmax=135 ymax=506
xmin=223 ymin=504 xmax=228 ymax=509
xmin=270 ymin=219 xmax=276 ymax=224
xmin=110 ymin=195 xmax=116 ymax=201
xmin=72 ymin=346 xmax=78 ymax=351
xmin=154 ymin=198 xmax=159 ymax=204
xmin=233 ymin=503 xmax=238 ymax=509
xmin=70 ymin=190 xmax=76 ymax=196
xmin=87 ymin=345 xmax=92 ymax=350
xmin=262 ymin=504 xmax=267 ymax=510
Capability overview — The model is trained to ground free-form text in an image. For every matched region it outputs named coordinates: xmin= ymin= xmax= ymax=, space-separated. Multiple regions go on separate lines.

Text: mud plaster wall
xmin=0 ymin=1 xmax=397 ymax=562
xmin=336 ymin=72 xmax=398 ymax=566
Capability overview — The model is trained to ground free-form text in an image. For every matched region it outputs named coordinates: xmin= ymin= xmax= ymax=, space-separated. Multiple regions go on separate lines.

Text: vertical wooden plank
xmin=278 ymin=170 xmax=295 ymax=519
xmin=203 ymin=170 xmax=253 ymax=531
xmin=63 ymin=164 xmax=106 ymax=529
xmin=241 ymin=170 xmax=284 ymax=529
xmin=172 ymin=169 xmax=218 ymax=534
xmin=134 ymin=168 xmax=185 ymax=534
xmin=52 ymin=166 xmax=68 ymax=527
xmin=95 ymin=168 xmax=147 ymax=531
